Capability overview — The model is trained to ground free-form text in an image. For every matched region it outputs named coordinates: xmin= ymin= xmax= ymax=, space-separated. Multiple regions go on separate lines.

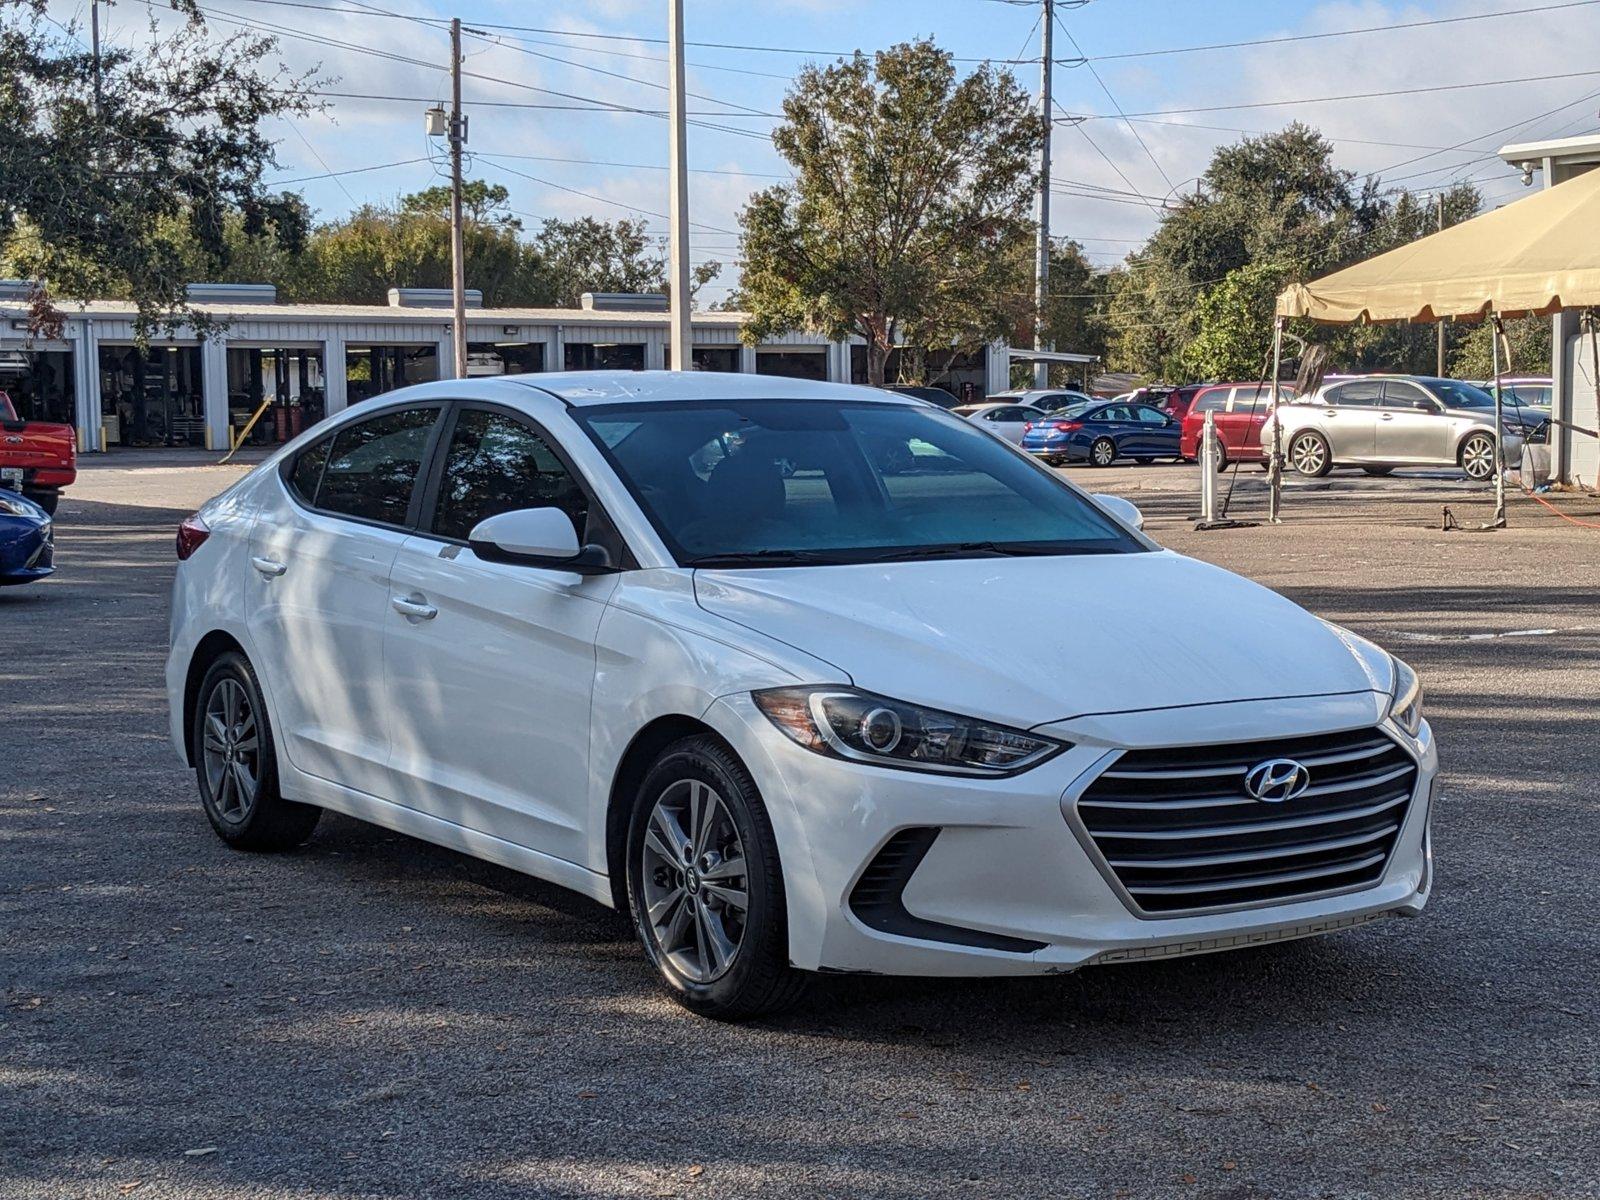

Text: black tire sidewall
xmin=193 ymin=652 xmax=281 ymax=843
xmin=1461 ymin=434 xmax=1494 ymax=479
xmin=625 ymin=737 xmax=787 ymax=1016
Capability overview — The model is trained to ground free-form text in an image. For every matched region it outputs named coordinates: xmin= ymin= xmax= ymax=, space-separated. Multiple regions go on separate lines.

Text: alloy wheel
xmin=1092 ymin=439 xmax=1116 ymax=466
xmin=640 ymin=779 xmax=749 ymax=983
xmin=1462 ymin=434 xmax=1496 ymax=481
xmin=202 ymin=677 xmax=260 ymax=823
xmin=1290 ymin=434 xmax=1327 ymax=475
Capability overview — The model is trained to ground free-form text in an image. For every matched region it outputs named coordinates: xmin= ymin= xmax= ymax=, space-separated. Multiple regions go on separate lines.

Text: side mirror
xmin=467 ymin=507 xmax=616 ymax=574
xmin=1091 ymin=493 xmax=1145 ymax=531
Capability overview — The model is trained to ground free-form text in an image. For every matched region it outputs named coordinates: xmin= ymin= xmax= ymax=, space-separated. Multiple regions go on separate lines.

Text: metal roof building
xmin=0 ymin=285 xmax=1010 ymax=453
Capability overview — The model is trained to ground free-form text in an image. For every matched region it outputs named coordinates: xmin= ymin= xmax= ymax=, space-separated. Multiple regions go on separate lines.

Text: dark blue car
xmin=0 ymin=488 xmax=54 ymax=586
xmin=1020 ymin=401 xmax=1183 ymax=467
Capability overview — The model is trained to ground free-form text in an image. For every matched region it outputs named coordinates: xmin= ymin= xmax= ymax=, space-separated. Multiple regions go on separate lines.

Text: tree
xmin=533 ymin=216 xmax=719 ymax=308
xmin=1179 ymin=261 xmax=1289 ymax=381
xmin=1100 ymin=123 xmax=1484 ymax=380
xmin=1450 ymin=316 xmax=1552 ymax=380
xmin=1 ymin=0 xmax=317 ymax=337
xmin=737 ymin=40 xmax=1045 ymax=385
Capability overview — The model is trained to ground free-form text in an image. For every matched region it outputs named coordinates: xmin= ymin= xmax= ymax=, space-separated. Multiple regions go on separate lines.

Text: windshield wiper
xmin=682 ymin=549 xmax=850 ymax=568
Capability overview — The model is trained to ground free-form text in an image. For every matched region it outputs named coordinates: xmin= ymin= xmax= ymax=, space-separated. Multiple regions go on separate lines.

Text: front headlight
xmin=1389 ymin=656 xmax=1424 ymax=738
xmin=752 ymin=687 xmax=1067 ymax=776
xmin=0 ymin=497 xmax=35 ymax=519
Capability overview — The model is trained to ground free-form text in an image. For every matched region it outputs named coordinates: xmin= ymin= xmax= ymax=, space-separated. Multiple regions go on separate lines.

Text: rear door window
xmin=1328 ymin=381 xmax=1383 ymax=407
xmin=313 ymin=407 xmax=439 ymax=526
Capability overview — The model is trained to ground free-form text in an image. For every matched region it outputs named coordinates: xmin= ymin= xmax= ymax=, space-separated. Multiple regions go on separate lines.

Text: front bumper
xmin=0 ymin=521 xmax=53 ymax=584
xmin=707 ymin=690 xmax=1435 ymax=977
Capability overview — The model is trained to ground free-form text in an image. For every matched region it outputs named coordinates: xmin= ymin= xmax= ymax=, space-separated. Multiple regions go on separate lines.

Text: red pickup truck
xmin=0 ymin=391 xmax=76 ymax=514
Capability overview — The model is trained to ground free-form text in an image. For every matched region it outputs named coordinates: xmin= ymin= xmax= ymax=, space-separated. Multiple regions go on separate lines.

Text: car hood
xmin=693 ymin=551 xmax=1390 ymax=728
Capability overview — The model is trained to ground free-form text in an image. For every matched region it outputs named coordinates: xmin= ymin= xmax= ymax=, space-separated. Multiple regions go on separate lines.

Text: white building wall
xmin=324 ymin=335 xmax=348 ymax=413
xmin=69 ymin=319 xmax=101 ymax=451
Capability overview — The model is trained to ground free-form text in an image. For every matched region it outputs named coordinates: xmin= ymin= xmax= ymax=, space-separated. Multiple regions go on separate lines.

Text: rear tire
xmin=626 ymin=735 xmax=807 ymax=1020
xmin=1090 ymin=438 xmax=1117 ymax=468
xmin=25 ymin=490 xmax=59 ymax=515
xmin=1288 ymin=431 xmax=1332 ymax=477
xmin=192 ymin=652 xmax=321 ymax=851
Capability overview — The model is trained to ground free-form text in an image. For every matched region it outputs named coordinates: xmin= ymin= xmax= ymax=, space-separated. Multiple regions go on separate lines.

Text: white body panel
xmin=167 ymin=372 xmax=1437 ymax=980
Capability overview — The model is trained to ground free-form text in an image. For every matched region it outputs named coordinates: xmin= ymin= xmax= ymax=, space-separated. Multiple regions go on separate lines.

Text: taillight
xmin=176 ymin=514 xmax=210 ymax=561
xmin=1054 ymin=421 xmax=1082 ymax=432
xmin=1023 ymin=421 xmax=1034 ymax=432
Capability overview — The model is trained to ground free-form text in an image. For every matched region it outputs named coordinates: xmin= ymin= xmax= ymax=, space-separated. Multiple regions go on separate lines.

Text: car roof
xmin=499 ymin=370 xmax=910 ymax=407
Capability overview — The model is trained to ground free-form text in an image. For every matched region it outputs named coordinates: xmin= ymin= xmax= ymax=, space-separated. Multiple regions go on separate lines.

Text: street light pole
xmin=1033 ymin=0 xmax=1054 ymax=389
xmin=666 ymin=0 xmax=692 ymax=371
xmin=449 ymin=16 xmax=468 ymax=380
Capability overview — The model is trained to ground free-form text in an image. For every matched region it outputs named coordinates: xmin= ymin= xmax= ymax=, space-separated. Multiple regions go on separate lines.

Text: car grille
xmin=1075 ymin=728 xmax=1418 ymax=916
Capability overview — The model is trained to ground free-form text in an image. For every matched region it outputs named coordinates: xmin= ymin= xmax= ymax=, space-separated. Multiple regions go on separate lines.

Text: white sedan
xmin=167 ymin=372 xmax=1437 ymax=1019
xmin=952 ymin=402 xmax=1048 ymax=444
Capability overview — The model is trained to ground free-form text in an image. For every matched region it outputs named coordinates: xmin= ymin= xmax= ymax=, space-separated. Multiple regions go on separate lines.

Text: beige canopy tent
xmin=1265 ymin=165 xmax=1600 ymax=525
xmin=1277 ymin=163 xmax=1600 ymax=324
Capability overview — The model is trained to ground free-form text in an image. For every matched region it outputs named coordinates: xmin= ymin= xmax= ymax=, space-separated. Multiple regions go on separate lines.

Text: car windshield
xmin=575 ymin=398 xmax=1145 ymax=567
xmin=1428 ymin=380 xmax=1495 ymax=409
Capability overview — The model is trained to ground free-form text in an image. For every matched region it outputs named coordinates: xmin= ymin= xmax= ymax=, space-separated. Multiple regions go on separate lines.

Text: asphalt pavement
xmin=2 ymin=456 xmax=1597 ymax=1199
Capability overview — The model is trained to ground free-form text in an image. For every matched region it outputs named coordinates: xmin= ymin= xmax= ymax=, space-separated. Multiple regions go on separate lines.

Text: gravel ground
xmin=2 ymin=457 xmax=1598 ymax=1199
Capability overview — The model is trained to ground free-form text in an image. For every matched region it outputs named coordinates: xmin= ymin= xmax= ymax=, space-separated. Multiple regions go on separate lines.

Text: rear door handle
xmin=391 ymin=594 xmax=438 ymax=621
xmin=251 ymin=556 xmax=287 ymax=578
xmin=1380 ymin=413 xmax=1395 ymax=421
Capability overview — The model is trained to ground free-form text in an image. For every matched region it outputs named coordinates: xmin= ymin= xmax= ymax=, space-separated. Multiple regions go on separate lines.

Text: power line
xmin=1094 ymin=68 xmax=1600 ymax=118
xmin=1091 ymin=0 xmax=1600 ymax=62
xmin=476 ymin=154 xmax=741 ymax=236
xmin=1052 ymin=10 xmax=1176 ymax=195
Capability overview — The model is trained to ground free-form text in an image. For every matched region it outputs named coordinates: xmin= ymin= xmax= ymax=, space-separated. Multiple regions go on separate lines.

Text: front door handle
xmin=391 ymin=594 xmax=438 ymax=621
xmin=1380 ymin=414 xmax=1395 ymax=421
xmin=251 ymin=556 xmax=287 ymax=578
xmin=1323 ymin=409 xmax=1338 ymax=417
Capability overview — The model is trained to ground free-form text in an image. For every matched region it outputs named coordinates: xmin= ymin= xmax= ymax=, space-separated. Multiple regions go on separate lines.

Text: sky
xmin=48 ymin=0 xmax=1600 ymax=305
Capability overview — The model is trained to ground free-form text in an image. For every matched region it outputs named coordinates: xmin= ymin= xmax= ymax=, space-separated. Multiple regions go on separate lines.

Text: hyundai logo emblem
xmin=1244 ymin=758 xmax=1311 ymax=803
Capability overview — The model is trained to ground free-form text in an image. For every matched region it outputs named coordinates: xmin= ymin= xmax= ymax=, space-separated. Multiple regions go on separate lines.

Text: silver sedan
xmin=953 ymin=402 xmax=1048 ymax=445
xmin=1264 ymin=376 xmax=1528 ymax=480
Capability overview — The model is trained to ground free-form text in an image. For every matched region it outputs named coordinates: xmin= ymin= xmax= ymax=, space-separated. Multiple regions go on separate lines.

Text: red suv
xmin=1180 ymin=383 xmax=1296 ymax=469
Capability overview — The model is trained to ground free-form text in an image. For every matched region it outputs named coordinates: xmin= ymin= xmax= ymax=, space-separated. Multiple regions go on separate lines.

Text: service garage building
xmin=0 ymin=283 xmax=1010 ymax=453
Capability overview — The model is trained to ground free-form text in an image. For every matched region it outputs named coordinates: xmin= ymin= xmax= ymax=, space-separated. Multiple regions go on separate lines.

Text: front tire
xmin=1289 ymin=431 xmax=1332 ymax=477
xmin=192 ymin=652 xmax=320 ymax=851
xmin=626 ymin=735 xmax=807 ymax=1020
xmin=1089 ymin=437 xmax=1117 ymax=468
xmin=1459 ymin=432 xmax=1497 ymax=481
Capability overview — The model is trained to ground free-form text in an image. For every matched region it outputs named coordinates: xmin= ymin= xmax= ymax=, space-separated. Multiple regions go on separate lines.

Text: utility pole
xmin=1033 ymin=0 xmax=1054 ymax=389
xmin=448 ymin=17 xmax=468 ymax=380
xmin=90 ymin=0 xmax=103 ymax=117
xmin=1435 ymin=193 xmax=1446 ymax=377
xmin=666 ymin=0 xmax=692 ymax=371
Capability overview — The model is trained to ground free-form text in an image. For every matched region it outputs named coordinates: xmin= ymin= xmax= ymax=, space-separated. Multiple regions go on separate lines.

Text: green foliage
xmin=1179 ymin=261 xmax=1289 ymax=381
xmin=1100 ymin=124 xmax=1483 ymax=381
xmin=737 ymin=40 xmax=1045 ymax=384
xmin=0 ymin=0 xmax=318 ymax=337
xmin=1450 ymin=315 xmax=1552 ymax=380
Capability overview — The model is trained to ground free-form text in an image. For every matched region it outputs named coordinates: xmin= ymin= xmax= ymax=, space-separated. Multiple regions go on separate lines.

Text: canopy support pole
xmin=1267 ymin=316 xmax=1284 ymax=523
xmin=1489 ymin=311 xmax=1507 ymax=530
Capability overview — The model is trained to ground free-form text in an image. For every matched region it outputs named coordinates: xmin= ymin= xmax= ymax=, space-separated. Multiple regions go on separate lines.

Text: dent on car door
xmin=248 ymin=405 xmax=442 ymax=796
xmin=380 ymin=404 xmax=619 ymax=864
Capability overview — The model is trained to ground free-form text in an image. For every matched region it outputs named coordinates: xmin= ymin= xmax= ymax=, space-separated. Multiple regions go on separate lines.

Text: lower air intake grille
xmin=1076 ymin=728 xmax=1418 ymax=916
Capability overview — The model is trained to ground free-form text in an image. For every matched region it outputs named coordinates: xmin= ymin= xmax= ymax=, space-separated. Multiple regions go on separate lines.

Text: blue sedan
xmin=0 ymin=488 xmax=54 ymax=586
xmin=1020 ymin=401 xmax=1184 ymax=467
